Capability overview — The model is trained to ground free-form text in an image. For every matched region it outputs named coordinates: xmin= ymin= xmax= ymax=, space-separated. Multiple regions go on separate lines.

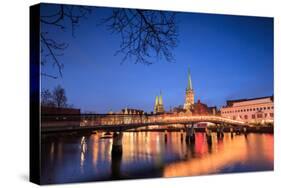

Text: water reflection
xmin=164 ymin=133 xmax=273 ymax=177
xmin=41 ymin=132 xmax=273 ymax=184
xmin=111 ymin=145 xmax=122 ymax=179
xmin=80 ymin=136 xmax=87 ymax=173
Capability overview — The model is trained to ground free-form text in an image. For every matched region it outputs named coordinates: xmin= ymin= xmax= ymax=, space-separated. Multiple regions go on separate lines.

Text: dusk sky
xmin=41 ymin=4 xmax=273 ymax=113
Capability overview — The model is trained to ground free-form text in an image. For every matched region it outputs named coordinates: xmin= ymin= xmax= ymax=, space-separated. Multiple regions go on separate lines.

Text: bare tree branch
xmin=102 ymin=8 xmax=178 ymax=64
xmin=40 ymin=5 xmax=179 ymax=78
xmin=41 ymin=72 xmax=58 ymax=79
xmin=40 ymin=32 xmax=66 ymax=77
xmin=40 ymin=4 xmax=92 ymax=78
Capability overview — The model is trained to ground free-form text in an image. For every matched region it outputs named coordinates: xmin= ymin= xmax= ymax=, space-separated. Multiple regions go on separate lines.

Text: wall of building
xmin=220 ymin=97 xmax=274 ymax=125
xmin=41 ymin=106 xmax=81 ymax=128
xmin=41 ymin=106 xmax=81 ymax=115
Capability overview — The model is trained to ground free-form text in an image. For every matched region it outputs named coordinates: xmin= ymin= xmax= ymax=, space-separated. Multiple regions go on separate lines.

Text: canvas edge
xmin=29 ymin=3 xmax=41 ymax=185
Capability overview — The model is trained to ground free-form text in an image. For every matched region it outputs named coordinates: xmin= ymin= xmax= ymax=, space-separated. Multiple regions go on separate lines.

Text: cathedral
xmin=153 ymin=69 xmax=218 ymax=115
xmin=154 ymin=92 xmax=165 ymax=114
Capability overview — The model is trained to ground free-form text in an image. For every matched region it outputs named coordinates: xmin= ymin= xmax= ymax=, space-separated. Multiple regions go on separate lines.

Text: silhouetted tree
xmin=41 ymin=5 xmax=178 ymax=77
xmin=41 ymin=85 xmax=68 ymax=108
xmin=52 ymin=85 xmax=68 ymax=108
xmin=41 ymin=89 xmax=55 ymax=107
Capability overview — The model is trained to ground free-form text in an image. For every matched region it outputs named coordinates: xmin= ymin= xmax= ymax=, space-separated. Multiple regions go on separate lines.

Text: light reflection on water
xmin=41 ymin=132 xmax=273 ymax=184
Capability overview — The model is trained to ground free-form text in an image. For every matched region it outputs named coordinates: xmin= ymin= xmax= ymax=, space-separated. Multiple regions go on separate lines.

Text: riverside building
xmin=220 ymin=96 xmax=274 ymax=125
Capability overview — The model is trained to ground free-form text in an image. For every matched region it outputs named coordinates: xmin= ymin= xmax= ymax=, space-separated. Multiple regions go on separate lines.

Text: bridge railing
xmin=80 ymin=114 xmax=246 ymax=127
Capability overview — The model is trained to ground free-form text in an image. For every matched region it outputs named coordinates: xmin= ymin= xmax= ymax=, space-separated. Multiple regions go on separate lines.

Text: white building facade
xmin=220 ymin=96 xmax=274 ymax=125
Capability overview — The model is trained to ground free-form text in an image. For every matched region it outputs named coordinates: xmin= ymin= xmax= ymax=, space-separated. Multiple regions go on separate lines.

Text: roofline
xmin=225 ymin=95 xmax=274 ymax=107
xmin=226 ymin=95 xmax=273 ymax=103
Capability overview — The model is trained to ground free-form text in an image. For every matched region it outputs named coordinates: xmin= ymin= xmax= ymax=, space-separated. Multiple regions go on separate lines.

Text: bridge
xmin=42 ymin=113 xmax=247 ymax=133
xmin=42 ymin=113 xmax=249 ymax=157
xmin=80 ymin=114 xmax=247 ymax=128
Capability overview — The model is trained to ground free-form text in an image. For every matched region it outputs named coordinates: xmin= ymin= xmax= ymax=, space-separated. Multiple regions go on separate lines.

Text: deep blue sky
xmin=41 ymin=4 xmax=273 ymax=113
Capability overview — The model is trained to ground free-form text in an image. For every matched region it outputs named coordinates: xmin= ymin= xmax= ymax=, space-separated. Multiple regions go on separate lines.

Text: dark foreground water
xmin=41 ymin=132 xmax=273 ymax=184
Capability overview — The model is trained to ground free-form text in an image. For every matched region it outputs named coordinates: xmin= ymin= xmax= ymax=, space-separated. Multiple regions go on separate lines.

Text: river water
xmin=41 ymin=132 xmax=273 ymax=184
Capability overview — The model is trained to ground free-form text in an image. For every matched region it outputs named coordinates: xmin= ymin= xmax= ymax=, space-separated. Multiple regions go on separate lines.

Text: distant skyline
xmin=41 ymin=4 xmax=273 ymax=113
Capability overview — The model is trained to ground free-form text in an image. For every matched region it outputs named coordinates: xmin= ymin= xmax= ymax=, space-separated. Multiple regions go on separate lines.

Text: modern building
xmin=154 ymin=92 xmax=165 ymax=114
xmin=183 ymin=69 xmax=195 ymax=111
xmin=41 ymin=106 xmax=81 ymax=127
xmin=220 ymin=96 xmax=274 ymax=125
xmin=41 ymin=106 xmax=81 ymax=115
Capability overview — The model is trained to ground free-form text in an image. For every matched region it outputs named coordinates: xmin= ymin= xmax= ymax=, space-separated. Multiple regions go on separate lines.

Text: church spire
xmin=159 ymin=91 xmax=163 ymax=105
xmin=187 ymin=68 xmax=193 ymax=90
xmin=155 ymin=95 xmax=159 ymax=106
xmin=184 ymin=68 xmax=195 ymax=111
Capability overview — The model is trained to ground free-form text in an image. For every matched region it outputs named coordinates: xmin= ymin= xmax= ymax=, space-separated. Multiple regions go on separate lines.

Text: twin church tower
xmin=153 ymin=92 xmax=165 ymax=114
xmin=154 ymin=69 xmax=195 ymax=114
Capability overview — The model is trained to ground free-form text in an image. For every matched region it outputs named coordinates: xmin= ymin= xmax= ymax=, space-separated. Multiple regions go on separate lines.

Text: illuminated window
xmin=244 ymin=115 xmax=248 ymax=119
xmin=252 ymin=114 xmax=255 ymax=119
